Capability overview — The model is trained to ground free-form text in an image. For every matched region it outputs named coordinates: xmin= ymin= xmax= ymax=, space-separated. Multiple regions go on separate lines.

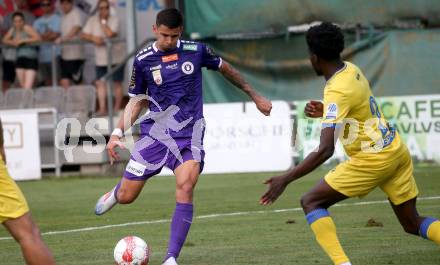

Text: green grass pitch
xmin=0 ymin=165 xmax=439 ymax=264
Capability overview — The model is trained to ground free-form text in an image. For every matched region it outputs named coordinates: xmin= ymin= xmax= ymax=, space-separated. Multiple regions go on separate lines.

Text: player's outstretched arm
xmin=107 ymin=97 xmax=149 ymax=164
xmin=260 ymin=126 xmax=338 ymax=205
xmin=219 ymin=60 xmax=272 ymax=116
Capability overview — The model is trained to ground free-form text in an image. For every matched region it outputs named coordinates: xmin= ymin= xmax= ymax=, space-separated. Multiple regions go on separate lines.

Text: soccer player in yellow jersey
xmin=0 ymin=119 xmax=56 ymax=265
xmin=260 ymin=22 xmax=440 ymax=265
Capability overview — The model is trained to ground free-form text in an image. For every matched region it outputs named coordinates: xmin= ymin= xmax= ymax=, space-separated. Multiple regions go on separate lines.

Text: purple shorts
xmin=123 ymin=136 xmax=205 ymax=181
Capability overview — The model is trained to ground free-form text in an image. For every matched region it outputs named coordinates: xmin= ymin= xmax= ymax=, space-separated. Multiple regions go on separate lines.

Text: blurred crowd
xmin=1 ymin=0 xmax=126 ymax=115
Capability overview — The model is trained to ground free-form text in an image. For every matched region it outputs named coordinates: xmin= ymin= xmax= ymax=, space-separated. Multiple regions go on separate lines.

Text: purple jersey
xmin=128 ymin=40 xmax=222 ymax=138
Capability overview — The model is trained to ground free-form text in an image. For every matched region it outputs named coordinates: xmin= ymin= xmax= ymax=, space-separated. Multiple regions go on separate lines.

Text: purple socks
xmin=165 ymin=202 xmax=194 ymax=261
xmin=113 ymin=181 xmax=121 ymax=201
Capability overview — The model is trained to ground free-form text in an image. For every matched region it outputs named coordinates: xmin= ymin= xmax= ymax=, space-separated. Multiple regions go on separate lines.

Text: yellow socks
xmin=306 ymin=209 xmax=350 ymax=265
xmin=420 ymin=217 xmax=440 ymax=244
xmin=305 ymin=211 xmax=440 ymax=264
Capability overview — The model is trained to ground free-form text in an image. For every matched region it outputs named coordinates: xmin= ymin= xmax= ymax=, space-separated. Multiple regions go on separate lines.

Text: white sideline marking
xmin=0 ymin=196 xmax=439 ymax=241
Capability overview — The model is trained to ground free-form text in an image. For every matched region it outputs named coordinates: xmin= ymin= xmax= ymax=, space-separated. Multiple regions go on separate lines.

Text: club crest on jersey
xmin=182 ymin=61 xmax=194 ymax=75
xmin=326 ymin=103 xmax=338 ymax=119
xmin=152 ymin=70 xmax=162 ymax=85
xmin=162 ymin=54 xmax=178 ymax=63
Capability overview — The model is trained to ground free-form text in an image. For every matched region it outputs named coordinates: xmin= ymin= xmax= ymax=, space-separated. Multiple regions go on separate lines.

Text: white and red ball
xmin=114 ymin=236 xmax=150 ymax=265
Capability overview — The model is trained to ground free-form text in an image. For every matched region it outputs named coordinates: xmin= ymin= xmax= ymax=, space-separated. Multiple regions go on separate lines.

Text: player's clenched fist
xmin=254 ymin=95 xmax=273 ymax=116
xmin=304 ymin=100 xmax=323 ymax=118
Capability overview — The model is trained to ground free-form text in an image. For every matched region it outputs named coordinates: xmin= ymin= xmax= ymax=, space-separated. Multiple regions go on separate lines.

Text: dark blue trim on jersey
xmin=419 ymin=217 xmax=437 ymax=239
xmin=382 ymin=125 xmax=396 ymax=148
xmin=306 ymin=208 xmax=330 ymax=225
xmin=322 ymin=123 xmax=342 ymax=129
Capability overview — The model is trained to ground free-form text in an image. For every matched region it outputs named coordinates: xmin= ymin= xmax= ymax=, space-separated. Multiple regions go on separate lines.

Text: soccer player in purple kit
xmin=94 ymin=8 xmax=272 ymax=265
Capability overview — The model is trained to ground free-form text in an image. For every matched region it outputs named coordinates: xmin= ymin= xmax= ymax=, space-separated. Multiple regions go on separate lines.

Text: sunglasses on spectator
xmin=99 ymin=5 xmax=109 ymax=10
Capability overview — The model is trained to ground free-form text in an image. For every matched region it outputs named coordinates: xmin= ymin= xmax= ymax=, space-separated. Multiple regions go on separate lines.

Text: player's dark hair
xmin=12 ymin=11 xmax=25 ymax=21
xmin=306 ymin=22 xmax=344 ymax=61
xmin=156 ymin=8 xmax=183 ymax=29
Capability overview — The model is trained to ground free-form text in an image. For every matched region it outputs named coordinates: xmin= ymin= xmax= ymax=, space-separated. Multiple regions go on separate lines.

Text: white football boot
xmin=162 ymin=257 xmax=178 ymax=265
xmin=94 ymin=186 xmax=118 ymax=215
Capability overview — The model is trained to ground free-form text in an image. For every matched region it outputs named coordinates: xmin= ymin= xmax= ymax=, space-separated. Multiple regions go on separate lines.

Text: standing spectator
xmin=56 ymin=0 xmax=85 ymax=90
xmin=33 ymin=0 xmax=61 ymax=86
xmin=1 ymin=0 xmax=35 ymax=90
xmin=2 ymin=12 xmax=40 ymax=89
xmin=28 ymin=0 xmax=44 ymax=18
xmin=1 ymin=29 xmax=17 ymax=92
xmin=81 ymin=0 xmax=125 ymax=116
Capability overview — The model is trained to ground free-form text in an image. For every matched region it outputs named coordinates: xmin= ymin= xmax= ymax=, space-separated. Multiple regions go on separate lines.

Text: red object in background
xmin=0 ymin=0 xmax=14 ymax=17
xmin=28 ymin=0 xmax=43 ymax=17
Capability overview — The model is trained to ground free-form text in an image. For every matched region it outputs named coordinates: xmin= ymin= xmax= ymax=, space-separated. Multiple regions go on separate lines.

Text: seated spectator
xmin=56 ymin=0 xmax=85 ymax=90
xmin=33 ymin=0 xmax=61 ymax=86
xmin=81 ymin=0 xmax=125 ymax=116
xmin=1 ymin=0 xmax=35 ymax=90
xmin=2 ymin=12 xmax=41 ymax=89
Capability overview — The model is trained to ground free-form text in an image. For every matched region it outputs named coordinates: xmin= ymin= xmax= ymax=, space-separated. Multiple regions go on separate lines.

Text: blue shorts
xmin=123 ymin=136 xmax=205 ymax=181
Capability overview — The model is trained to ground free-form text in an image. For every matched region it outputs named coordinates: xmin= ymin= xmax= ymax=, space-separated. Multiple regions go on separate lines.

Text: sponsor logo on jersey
xmin=166 ymin=62 xmax=178 ymax=70
xmin=162 ymin=54 xmax=178 ymax=62
xmin=128 ymin=68 xmax=136 ymax=88
xmin=152 ymin=70 xmax=162 ymax=85
xmin=326 ymin=103 xmax=338 ymax=119
xmin=137 ymin=51 xmax=153 ymax=61
xmin=126 ymin=159 xmax=147 ymax=177
xmin=205 ymin=46 xmax=216 ymax=56
xmin=181 ymin=61 xmax=194 ymax=75
xmin=183 ymin=44 xmax=197 ymax=51
xmin=149 ymin=64 xmax=162 ymax=71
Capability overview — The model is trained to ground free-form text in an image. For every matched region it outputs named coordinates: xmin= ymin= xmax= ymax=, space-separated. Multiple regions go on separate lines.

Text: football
xmin=114 ymin=236 xmax=150 ymax=265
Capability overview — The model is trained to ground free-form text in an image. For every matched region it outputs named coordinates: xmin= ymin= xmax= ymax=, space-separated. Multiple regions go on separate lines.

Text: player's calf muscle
xmin=116 ymin=188 xmax=138 ymax=204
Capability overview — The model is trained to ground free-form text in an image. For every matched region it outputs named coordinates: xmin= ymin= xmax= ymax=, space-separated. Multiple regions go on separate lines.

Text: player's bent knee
xmin=176 ymin=182 xmax=195 ymax=195
xmin=301 ymin=193 xmax=317 ymax=212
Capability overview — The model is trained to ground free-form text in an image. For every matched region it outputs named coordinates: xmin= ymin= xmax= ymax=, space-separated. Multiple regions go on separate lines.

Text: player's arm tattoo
xmin=219 ymin=61 xmax=258 ymax=98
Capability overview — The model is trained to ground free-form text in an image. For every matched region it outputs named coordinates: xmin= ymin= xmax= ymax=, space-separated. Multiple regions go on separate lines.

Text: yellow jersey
xmin=321 ymin=61 xmax=401 ymax=158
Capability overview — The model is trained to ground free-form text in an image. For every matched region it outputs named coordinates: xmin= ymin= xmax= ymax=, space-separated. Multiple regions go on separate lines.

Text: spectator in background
xmin=0 ymin=30 xmax=17 ymax=92
xmin=2 ymin=12 xmax=40 ymax=89
xmin=1 ymin=0 xmax=35 ymax=90
xmin=28 ymin=0 xmax=44 ymax=17
xmin=33 ymin=0 xmax=61 ymax=86
xmin=56 ymin=0 xmax=85 ymax=90
xmin=81 ymin=0 xmax=125 ymax=116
